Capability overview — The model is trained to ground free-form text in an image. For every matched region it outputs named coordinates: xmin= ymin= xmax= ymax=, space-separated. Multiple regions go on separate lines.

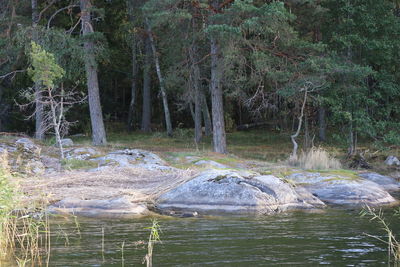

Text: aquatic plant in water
xmin=361 ymin=205 xmax=400 ymax=264
xmin=143 ymin=219 xmax=161 ymax=267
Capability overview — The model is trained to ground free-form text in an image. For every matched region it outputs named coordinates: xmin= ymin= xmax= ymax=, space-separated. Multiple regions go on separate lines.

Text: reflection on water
xmin=45 ymin=208 xmax=398 ymax=266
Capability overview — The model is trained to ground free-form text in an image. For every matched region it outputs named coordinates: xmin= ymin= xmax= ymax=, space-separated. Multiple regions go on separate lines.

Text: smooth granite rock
xmin=287 ymin=172 xmax=397 ymax=206
xmin=156 ymin=169 xmax=325 ymax=215
xmin=359 ymin=172 xmax=400 ymax=191
xmin=48 ymin=197 xmax=149 ymax=218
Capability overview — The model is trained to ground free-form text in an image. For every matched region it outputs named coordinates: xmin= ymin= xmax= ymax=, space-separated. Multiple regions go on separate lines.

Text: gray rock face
xmin=0 ymin=144 xmax=16 ymax=153
xmin=359 ymin=172 xmax=400 ymax=191
xmin=66 ymin=147 xmax=101 ymax=160
xmin=48 ymin=197 xmax=149 ymax=218
xmin=15 ymin=138 xmax=41 ymax=156
xmin=385 ymin=156 xmax=400 ymax=166
xmin=10 ymin=138 xmax=45 ymax=175
xmin=156 ymin=170 xmax=325 ymax=215
xmin=60 ymin=138 xmax=74 ymax=147
xmin=41 ymin=156 xmax=61 ymax=173
xmin=287 ymin=172 xmax=397 ymax=206
xmin=26 ymin=160 xmax=45 ymax=175
xmin=91 ymin=149 xmax=174 ymax=171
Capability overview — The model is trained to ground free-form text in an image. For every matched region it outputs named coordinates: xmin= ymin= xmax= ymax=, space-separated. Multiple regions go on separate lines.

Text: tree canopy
xmin=0 ymin=0 xmax=399 ymax=152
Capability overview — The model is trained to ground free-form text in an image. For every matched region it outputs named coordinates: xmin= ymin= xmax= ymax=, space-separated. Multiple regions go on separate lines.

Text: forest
xmin=0 ymin=0 xmax=399 ymax=156
xmin=1 ymin=1 xmax=400 ymax=266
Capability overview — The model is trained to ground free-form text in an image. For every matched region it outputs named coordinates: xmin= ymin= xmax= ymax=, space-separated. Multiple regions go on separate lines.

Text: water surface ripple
xmin=47 ymin=208 xmax=398 ymax=266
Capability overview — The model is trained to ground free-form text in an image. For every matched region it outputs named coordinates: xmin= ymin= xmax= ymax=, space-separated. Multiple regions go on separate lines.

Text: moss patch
xmin=61 ymin=159 xmax=98 ymax=170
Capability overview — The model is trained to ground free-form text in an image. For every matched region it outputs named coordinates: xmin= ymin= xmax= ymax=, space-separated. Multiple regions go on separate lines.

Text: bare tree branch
xmin=0 ymin=69 xmax=26 ymax=80
xmin=47 ymin=4 xmax=80 ymax=29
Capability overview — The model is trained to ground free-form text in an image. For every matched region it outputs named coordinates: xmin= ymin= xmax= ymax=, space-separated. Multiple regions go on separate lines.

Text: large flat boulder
xmin=156 ymin=170 xmax=325 ymax=216
xmin=287 ymin=172 xmax=397 ymax=206
xmin=48 ymin=197 xmax=149 ymax=218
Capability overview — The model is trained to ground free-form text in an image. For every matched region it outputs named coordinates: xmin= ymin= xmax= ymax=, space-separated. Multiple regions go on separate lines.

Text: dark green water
xmin=44 ymin=208 xmax=400 ymax=267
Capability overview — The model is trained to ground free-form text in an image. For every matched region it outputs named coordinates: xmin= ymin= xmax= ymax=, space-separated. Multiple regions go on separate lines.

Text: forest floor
xmin=69 ymin=127 xmax=400 ymax=175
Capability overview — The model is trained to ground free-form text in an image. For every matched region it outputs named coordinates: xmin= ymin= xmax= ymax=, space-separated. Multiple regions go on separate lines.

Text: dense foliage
xmin=0 ymin=0 xmax=399 ymax=153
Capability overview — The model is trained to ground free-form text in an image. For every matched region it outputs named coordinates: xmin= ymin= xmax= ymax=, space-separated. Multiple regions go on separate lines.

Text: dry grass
xmin=288 ymin=147 xmax=342 ymax=170
xmin=0 ymin=151 xmax=51 ymax=267
xmin=19 ymin=167 xmax=196 ymax=205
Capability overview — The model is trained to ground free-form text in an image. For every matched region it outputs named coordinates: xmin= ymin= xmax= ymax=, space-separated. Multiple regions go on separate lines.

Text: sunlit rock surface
xmin=48 ymin=197 xmax=149 ymax=218
xmin=287 ymin=172 xmax=397 ymax=206
xmin=156 ymin=169 xmax=325 ymax=215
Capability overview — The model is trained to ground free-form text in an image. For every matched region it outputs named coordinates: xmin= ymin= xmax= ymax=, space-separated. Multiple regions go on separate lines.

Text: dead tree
xmin=19 ymin=84 xmax=85 ymax=159
xmin=145 ymin=17 xmax=173 ymax=137
xmin=290 ymin=88 xmax=308 ymax=161
xmin=289 ymin=81 xmax=325 ymax=161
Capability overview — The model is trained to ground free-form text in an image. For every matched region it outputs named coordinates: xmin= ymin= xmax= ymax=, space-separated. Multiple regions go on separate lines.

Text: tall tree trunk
xmin=145 ymin=18 xmax=173 ymax=137
xmin=210 ymin=36 xmax=226 ymax=153
xmin=31 ymin=0 xmax=44 ymax=140
xmin=201 ymin=91 xmax=212 ymax=136
xmin=80 ymin=0 xmax=107 ymax=145
xmin=126 ymin=0 xmax=138 ymax=132
xmin=209 ymin=0 xmax=226 ymax=153
xmin=348 ymin=115 xmax=357 ymax=156
xmin=189 ymin=45 xmax=202 ymax=144
xmin=141 ymin=36 xmax=152 ymax=132
xmin=318 ymin=106 xmax=326 ymax=142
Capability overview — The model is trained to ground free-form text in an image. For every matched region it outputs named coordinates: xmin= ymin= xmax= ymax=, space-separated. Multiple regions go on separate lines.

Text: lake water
xmin=41 ymin=207 xmax=400 ymax=267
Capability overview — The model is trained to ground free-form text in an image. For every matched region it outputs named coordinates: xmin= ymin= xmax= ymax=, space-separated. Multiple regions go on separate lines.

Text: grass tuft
xmin=288 ymin=147 xmax=342 ymax=170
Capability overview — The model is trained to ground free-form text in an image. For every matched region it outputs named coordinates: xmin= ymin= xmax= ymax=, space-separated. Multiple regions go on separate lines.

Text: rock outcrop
xmin=287 ymin=172 xmax=397 ymax=206
xmin=91 ymin=149 xmax=174 ymax=171
xmin=16 ymin=138 xmax=41 ymax=156
xmin=156 ymin=169 xmax=325 ymax=215
xmin=359 ymin=172 xmax=400 ymax=191
xmin=65 ymin=147 xmax=101 ymax=160
xmin=385 ymin=156 xmax=400 ymax=167
xmin=12 ymin=138 xmax=45 ymax=175
xmin=48 ymin=197 xmax=149 ymax=218
xmin=60 ymin=138 xmax=74 ymax=147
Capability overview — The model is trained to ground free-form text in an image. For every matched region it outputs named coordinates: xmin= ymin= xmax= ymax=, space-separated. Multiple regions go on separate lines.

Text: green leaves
xmin=28 ymin=42 xmax=65 ymax=89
